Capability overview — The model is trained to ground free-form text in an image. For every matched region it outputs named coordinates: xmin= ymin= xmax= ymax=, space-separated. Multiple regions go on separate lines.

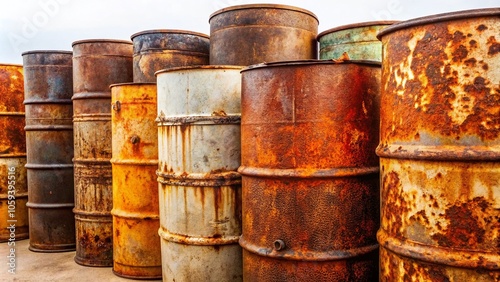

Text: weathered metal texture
xmin=377 ymin=8 xmax=500 ymax=281
xmin=209 ymin=4 xmax=318 ymax=66
xmin=131 ymin=29 xmax=210 ymax=83
xmin=318 ymin=21 xmax=398 ymax=62
xmin=72 ymin=39 xmax=133 ymax=266
xmin=22 ymin=50 xmax=75 ymax=252
xmin=0 ymin=64 xmax=28 ymax=242
xmin=110 ymin=83 xmax=161 ymax=279
xmin=156 ymin=66 xmax=243 ymax=282
xmin=239 ymin=60 xmax=381 ymax=282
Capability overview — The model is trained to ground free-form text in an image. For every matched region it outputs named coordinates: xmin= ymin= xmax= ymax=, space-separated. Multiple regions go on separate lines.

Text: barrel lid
xmin=317 ymin=20 xmax=399 ymax=40
xmin=109 ymin=82 xmax=156 ymax=89
xmin=155 ymin=65 xmax=244 ymax=76
xmin=241 ymin=59 xmax=381 ymax=72
xmin=131 ymin=29 xmax=209 ymax=40
xmin=71 ymin=39 xmax=132 ymax=47
xmin=209 ymin=3 xmax=318 ymax=23
xmin=378 ymin=7 xmax=500 ymax=39
xmin=21 ymin=50 xmax=72 ymax=56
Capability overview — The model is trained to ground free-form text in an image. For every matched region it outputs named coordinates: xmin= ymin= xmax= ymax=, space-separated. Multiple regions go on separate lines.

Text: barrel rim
xmin=241 ymin=59 xmax=381 ymax=72
xmin=317 ymin=20 xmax=400 ymax=40
xmin=209 ymin=3 xmax=319 ymax=23
xmin=155 ymin=65 xmax=244 ymax=76
xmin=0 ymin=63 xmax=23 ymax=67
xmin=71 ymin=39 xmax=133 ymax=47
xmin=109 ymin=82 xmax=156 ymax=89
xmin=21 ymin=50 xmax=73 ymax=56
xmin=377 ymin=7 xmax=500 ymax=39
xmin=130 ymin=29 xmax=209 ymax=40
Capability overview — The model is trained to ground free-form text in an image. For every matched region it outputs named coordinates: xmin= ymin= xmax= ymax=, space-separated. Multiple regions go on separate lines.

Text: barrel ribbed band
xmin=157 ymin=170 xmax=241 ymax=186
xmin=110 ymin=159 xmax=158 ymax=166
xmin=25 ymin=163 xmax=73 ymax=169
xmin=158 ymin=228 xmax=240 ymax=246
xmin=24 ymin=98 xmax=72 ymax=104
xmin=24 ymin=124 xmax=73 ymax=131
xmin=239 ymin=236 xmax=379 ymax=261
xmin=156 ymin=114 xmax=240 ymax=125
xmin=73 ymin=209 xmax=112 ymax=219
xmin=73 ymin=113 xmax=111 ymax=122
xmin=377 ymin=144 xmax=500 ymax=161
xmin=0 ymin=112 xmax=24 ymax=116
xmin=111 ymin=209 xmax=159 ymax=220
xmin=26 ymin=202 xmax=74 ymax=209
xmin=238 ymin=165 xmax=379 ymax=178
xmin=0 ymin=192 xmax=28 ymax=200
xmin=377 ymin=229 xmax=500 ymax=270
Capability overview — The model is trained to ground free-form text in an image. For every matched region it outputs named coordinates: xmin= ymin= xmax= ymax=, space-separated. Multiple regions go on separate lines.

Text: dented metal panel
xmin=318 ymin=21 xmax=398 ymax=61
xmin=72 ymin=39 xmax=133 ymax=266
xmin=239 ymin=60 xmax=381 ymax=282
xmin=110 ymin=83 xmax=161 ymax=279
xmin=209 ymin=4 xmax=318 ymax=66
xmin=156 ymin=66 xmax=243 ymax=282
xmin=131 ymin=29 xmax=210 ymax=83
xmin=377 ymin=8 xmax=500 ymax=281
xmin=0 ymin=64 xmax=28 ymax=242
xmin=22 ymin=50 xmax=75 ymax=252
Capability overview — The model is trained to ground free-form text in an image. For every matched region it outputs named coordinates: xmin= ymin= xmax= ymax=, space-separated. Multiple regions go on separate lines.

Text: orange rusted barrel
xmin=239 ymin=60 xmax=381 ymax=281
xmin=377 ymin=8 xmax=500 ymax=281
xmin=317 ymin=21 xmax=398 ymax=61
xmin=209 ymin=4 xmax=318 ymax=65
xmin=22 ymin=50 xmax=75 ymax=252
xmin=156 ymin=66 xmax=243 ymax=281
xmin=72 ymin=39 xmax=133 ymax=266
xmin=131 ymin=29 xmax=210 ymax=83
xmin=0 ymin=64 xmax=28 ymax=243
xmin=110 ymin=82 xmax=161 ymax=279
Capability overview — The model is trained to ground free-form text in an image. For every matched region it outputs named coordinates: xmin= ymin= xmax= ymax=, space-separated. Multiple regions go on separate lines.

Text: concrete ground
xmin=0 ymin=239 xmax=161 ymax=282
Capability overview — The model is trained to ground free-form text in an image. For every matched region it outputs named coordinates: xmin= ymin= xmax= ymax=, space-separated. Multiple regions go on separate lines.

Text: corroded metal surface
xmin=22 ymin=50 xmax=75 ymax=252
xmin=209 ymin=4 xmax=318 ymax=66
xmin=110 ymin=83 xmax=161 ymax=279
xmin=239 ymin=60 xmax=381 ymax=282
xmin=0 ymin=64 xmax=28 ymax=243
xmin=131 ymin=29 xmax=210 ymax=83
xmin=377 ymin=8 xmax=500 ymax=281
xmin=318 ymin=21 xmax=397 ymax=61
xmin=156 ymin=66 xmax=243 ymax=282
xmin=72 ymin=39 xmax=133 ymax=266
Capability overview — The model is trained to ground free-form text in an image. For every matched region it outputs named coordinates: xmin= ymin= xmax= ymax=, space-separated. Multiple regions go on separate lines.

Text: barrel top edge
xmin=21 ymin=50 xmax=73 ymax=56
xmin=131 ymin=29 xmax=209 ymax=40
xmin=317 ymin=20 xmax=400 ymax=40
xmin=71 ymin=39 xmax=132 ymax=46
xmin=241 ymin=59 xmax=381 ymax=72
xmin=155 ymin=65 xmax=244 ymax=76
xmin=209 ymin=3 xmax=318 ymax=23
xmin=377 ymin=7 xmax=500 ymax=39
xmin=109 ymin=82 xmax=156 ymax=88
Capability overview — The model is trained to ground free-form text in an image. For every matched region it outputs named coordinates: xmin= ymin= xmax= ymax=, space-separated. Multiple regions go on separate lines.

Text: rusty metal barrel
xmin=22 ymin=51 xmax=75 ymax=252
xmin=156 ymin=66 xmax=243 ymax=282
xmin=317 ymin=21 xmax=397 ymax=61
xmin=209 ymin=4 xmax=318 ymax=65
xmin=239 ymin=60 xmax=381 ymax=281
xmin=110 ymin=83 xmax=161 ymax=279
xmin=0 ymin=64 xmax=28 ymax=242
xmin=131 ymin=29 xmax=210 ymax=83
xmin=72 ymin=39 xmax=133 ymax=266
xmin=377 ymin=8 xmax=500 ymax=281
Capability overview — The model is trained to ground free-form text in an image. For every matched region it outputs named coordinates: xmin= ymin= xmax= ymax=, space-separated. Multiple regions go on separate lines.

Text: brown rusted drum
xmin=22 ymin=51 xmax=75 ymax=252
xmin=110 ymin=83 xmax=161 ymax=279
xmin=0 ymin=64 xmax=28 ymax=243
xmin=209 ymin=4 xmax=318 ymax=66
xmin=239 ymin=60 xmax=381 ymax=281
xmin=317 ymin=21 xmax=397 ymax=61
xmin=131 ymin=29 xmax=210 ymax=83
xmin=156 ymin=66 xmax=243 ymax=282
xmin=377 ymin=8 xmax=500 ymax=281
xmin=72 ymin=39 xmax=133 ymax=266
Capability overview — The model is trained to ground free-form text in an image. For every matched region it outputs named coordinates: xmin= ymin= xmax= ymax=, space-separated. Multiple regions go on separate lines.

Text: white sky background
xmin=0 ymin=0 xmax=498 ymax=64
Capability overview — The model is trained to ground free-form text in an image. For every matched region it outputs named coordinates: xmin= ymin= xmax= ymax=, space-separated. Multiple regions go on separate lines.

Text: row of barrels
xmin=1 ymin=4 xmax=499 ymax=282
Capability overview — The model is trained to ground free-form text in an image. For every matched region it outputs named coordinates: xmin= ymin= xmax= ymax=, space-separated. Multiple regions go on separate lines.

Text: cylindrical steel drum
xmin=209 ymin=4 xmax=318 ymax=66
xmin=317 ymin=21 xmax=397 ymax=61
xmin=72 ymin=39 xmax=133 ymax=266
xmin=239 ymin=60 xmax=381 ymax=281
xmin=0 ymin=64 xmax=28 ymax=243
xmin=131 ymin=29 xmax=210 ymax=83
xmin=156 ymin=66 xmax=243 ymax=282
xmin=110 ymin=83 xmax=161 ymax=279
xmin=377 ymin=8 xmax=500 ymax=281
xmin=22 ymin=51 xmax=75 ymax=252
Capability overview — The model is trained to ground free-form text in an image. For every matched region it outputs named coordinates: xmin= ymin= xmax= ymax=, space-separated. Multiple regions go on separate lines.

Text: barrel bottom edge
xmin=29 ymin=244 xmax=76 ymax=253
xmin=74 ymin=256 xmax=113 ymax=267
xmin=112 ymin=265 xmax=162 ymax=280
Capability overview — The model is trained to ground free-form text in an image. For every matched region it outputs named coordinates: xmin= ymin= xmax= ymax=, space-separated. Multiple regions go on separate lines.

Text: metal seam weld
xmin=158 ymin=228 xmax=240 ymax=246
